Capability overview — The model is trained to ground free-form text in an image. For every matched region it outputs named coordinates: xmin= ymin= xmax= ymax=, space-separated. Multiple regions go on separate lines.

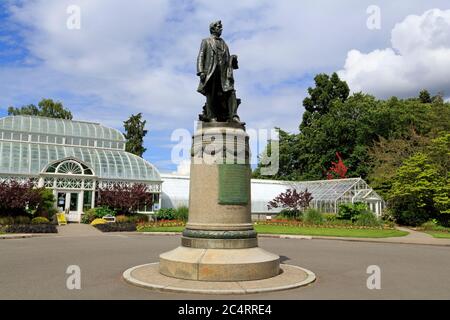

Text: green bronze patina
xmin=218 ymin=164 xmax=250 ymax=205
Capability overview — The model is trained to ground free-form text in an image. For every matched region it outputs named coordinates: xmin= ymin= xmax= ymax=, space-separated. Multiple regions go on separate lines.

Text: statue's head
xmin=209 ymin=20 xmax=223 ymax=37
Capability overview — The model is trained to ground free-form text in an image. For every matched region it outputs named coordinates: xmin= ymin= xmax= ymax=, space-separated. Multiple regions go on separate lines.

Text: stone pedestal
xmin=159 ymin=122 xmax=280 ymax=281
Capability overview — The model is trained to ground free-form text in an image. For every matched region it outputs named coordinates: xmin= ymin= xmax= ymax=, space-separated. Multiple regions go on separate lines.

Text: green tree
xmin=302 ymin=72 xmax=350 ymax=115
xmin=123 ymin=113 xmax=147 ymax=157
xmin=388 ymin=153 xmax=444 ymax=226
xmin=419 ymin=89 xmax=432 ymax=103
xmin=8 ymin=98 xmax=73 ymax=119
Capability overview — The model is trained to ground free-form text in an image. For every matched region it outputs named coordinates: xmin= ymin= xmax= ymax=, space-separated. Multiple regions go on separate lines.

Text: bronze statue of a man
xmin=197 ymin=21 xmax=241 ymax=123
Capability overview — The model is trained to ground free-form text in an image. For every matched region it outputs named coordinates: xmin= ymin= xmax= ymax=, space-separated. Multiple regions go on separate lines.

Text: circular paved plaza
xmin=1 ymin=230 xmax=449 ymax=299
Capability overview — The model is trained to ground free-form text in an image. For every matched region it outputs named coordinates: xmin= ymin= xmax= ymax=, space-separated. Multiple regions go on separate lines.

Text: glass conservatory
xmin=161 ymin=174 xmax=384 ymax=217
xmin=0 ymin=115 xmax=162 ymax=222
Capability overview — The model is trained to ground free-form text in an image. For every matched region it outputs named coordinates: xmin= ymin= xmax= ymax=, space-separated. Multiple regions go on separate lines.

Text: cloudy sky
xmin=0 ymin=0 xmax=449 ymax=173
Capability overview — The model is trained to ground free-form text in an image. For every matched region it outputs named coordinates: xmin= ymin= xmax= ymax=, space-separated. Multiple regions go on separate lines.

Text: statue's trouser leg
xmin=226 ymin=90 xmax=238 ymax=120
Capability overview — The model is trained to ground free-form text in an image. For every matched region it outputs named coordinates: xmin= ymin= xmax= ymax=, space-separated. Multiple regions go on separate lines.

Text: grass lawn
xmin=139 ymin=225 xmax=408 ymax=238
xmin=139 ymin=226 xmax=185 ymax=233
xmin=254 ymin=225 xmax=408 ymax=238
xmin=425 ymin=231 xmax=450 ymax=239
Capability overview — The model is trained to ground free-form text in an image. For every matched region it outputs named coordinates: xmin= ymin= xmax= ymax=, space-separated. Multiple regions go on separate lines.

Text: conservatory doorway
xmin=56 ymin=191 xmax=83 ymax=222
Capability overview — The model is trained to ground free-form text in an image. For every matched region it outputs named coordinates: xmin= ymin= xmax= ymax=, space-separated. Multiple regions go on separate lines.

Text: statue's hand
xmin=199 ymin=72 xmax=206 ymax=82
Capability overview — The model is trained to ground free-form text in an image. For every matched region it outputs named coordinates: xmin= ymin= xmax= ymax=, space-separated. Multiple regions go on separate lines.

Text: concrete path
xmin=56 ymin=223 xmax=103 ymax=237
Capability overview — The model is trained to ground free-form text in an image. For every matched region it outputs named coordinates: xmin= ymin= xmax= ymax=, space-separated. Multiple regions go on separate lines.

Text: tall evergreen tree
xmin=419 ymin=89 xmax=432 ymax=103
xmin=8 ymin=98 xmax=73 ymax=119
xmin=123 ymin=113 xmax=147 ymax=157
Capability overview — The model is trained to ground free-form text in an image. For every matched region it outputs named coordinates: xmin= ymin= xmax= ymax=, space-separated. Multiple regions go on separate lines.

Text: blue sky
xmin=1 ymin=0 xmax=449 ymax=173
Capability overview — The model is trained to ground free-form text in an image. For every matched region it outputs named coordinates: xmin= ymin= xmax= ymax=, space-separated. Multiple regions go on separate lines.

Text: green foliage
xmin=0 ymin=216 xmax=14 ymax=226
xmin=123 ymin=113 xmax=147 ymax=157
xmin=82 ymin=207 xmax=116 ymax=224
xmin=354 ymin=211 xmax=381 ymax=227
xmin=8 ymin=98 xmax=73 ymax=119
xmin=388 ymin=143 xmax=449 ymax=226
xmin=323 ymin=213 xmax=337 ymax=222
xmin=126 ymin=214 xmax=149 ymax=223
xmin=31 ymin=217 xmax=50 ymax=224
xmin=174 ymin=206 xmax=189 ymax=222
xmin=276 ymin=209 xmax=302 ymax=220
xmin=302 ymin=72 xmax=350 ymax=116
xmin=34 ymin=189 xmax=57 ymax=219
xmin=337 ymin=202 xmax=369 ymax=222
xmin=93 ymin=206 xmax=116 ymax=218
xmin=155 ymin=208 xmax=176 ymax=220
xmin=419 ymin=89 xmax=432 ymax=104
xmin=15 ymin=216 xmax=31 ymax=224
xmin=303 ymin=208 xmax=324 ymax=225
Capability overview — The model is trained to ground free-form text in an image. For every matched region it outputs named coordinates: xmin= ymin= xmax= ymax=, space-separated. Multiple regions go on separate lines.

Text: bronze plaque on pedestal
xmin=218 ymin=164 xmax=250 ymax=205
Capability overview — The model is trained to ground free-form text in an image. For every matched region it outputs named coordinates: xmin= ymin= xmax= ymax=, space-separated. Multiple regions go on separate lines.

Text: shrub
xmin=93 ymin=207 xmax=116 ymax=218
xmin=155 ymin=208 xmax=176 ymax=220
xmin=303 ymin=209 xmax=324 ymax=225
xmin=90 ymin=218 xmax=107 ymax=226
xmin=14 ymin=216 xmax=31 ymax=224
xmin=81 ymin=210 xmax=95 ymax=224
xmin=421 ymin=220 xmax=448 ymax=232
xmin=337 ymin=202 xmax=368 ymax=222
xmin=5 ymin=224 xmax=57 ymax=233
xmin=127 ymin=214 xmax=149 ymax=223
xmin=34 ymin=189 xmax=57 ymax=219
xmin=354 ymin=211 xmax=381 ymax=227
xmin=268 ymin=188 xmax=313 ymax=212
xmin=175 ymin=206 xmax=189 ymax=222
xmin=115 ymin=215 xmax=128 ymax=223
xmin=31 ymin=217 xmax=50 ymax=224
xmin=277 ymin=209 xmax=302 ymax=220
xmin=96 ymin=183 xmax=153 ymax=215
xmin=323 ymin=213 xmax=337 ymax=222
xmin=392 ymin=208 xmax=430 ymax=227
xmin=0 ymin=216 xmax=14 ymax=226
xmin=94 ymin=222 xmax=137 ymax=232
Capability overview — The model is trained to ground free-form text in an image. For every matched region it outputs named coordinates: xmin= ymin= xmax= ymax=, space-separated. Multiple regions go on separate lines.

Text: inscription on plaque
xmin=218 ymin=164 xmax=250 ymax=205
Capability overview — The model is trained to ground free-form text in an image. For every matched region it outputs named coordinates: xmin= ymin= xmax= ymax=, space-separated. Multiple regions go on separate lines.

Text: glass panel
xmin=83 ymin=191 xmax=92 ymax=211
xmin=57 ymin=192 xmax=66 ymax=211
xmin=3 ymin=132 xmax=11 ymax=140
xmin=47 ymin=136 xmax=56 ymax=144
xmin=70 ymin=193 xmax=78 ymax=211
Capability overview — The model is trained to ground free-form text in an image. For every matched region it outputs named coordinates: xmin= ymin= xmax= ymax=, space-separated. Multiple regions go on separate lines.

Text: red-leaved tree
xmin=267 ymin=188 xmax=313 ymax=212
xmin=96 ymin=183 xmax=153 ymax=214
xmin=327 ymin=152 xmax=348 ymax=179
xmin=0 ymin=180 xmax=42 ymax=216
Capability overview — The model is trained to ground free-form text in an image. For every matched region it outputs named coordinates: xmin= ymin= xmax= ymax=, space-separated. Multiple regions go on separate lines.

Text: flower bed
xmin=137 ymin=220 xmax=186 ymax=230
xmin=93 ymin=222 xmax=137 ymax=232
xmin=255 ymin=220 xmax=395 ymax=230
xmin=5 ymin=224 xmax=58 ymax=233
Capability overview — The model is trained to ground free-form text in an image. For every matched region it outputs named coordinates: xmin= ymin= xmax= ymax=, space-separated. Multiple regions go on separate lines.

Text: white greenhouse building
xmin=161 ymin=174 xmax=384 ymax=217
xmin=0 ymin=115 xmax=162 ymax=222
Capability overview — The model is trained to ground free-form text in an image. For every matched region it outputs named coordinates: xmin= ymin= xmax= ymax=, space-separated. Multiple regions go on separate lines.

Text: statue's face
xmin=211 ymin=23 xmax=223 ymax=37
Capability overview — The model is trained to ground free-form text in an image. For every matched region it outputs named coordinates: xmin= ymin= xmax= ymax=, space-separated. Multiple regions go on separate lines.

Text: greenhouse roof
xmin=0 ymin=115 xmax=125 ymax=142
xmin=0 ymin=116 xmax=160 ymax=182
xmin=251 ymin=177 xmax=381 ymax=202
xmin=0 ymin=141 xmax=160 ymax=181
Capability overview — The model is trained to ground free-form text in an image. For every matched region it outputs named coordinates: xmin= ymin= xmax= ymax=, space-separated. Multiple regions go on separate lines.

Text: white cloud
xmin=173 ymin=159 xmax=191 ymax=176
xmin=339 ymin=9 xmax=450 ymax=98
